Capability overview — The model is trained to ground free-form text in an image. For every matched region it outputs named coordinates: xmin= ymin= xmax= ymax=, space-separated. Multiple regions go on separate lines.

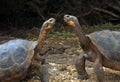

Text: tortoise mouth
xmin=64 ymin=18 xmax=68 ymax=23
xmin=44 ymin=18 xmax=56 ymax=31
xmin=45 ymin=25 xmax=53 ymax=30
xmin=64 ymin=18 xmax=75 ymax=27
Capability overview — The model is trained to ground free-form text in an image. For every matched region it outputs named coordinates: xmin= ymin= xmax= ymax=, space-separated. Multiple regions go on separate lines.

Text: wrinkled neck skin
xmin=74 ymin=21 xmax=101 ymax=61
xmin=73 ymin=21 xmax=90 ymax=51
xmin=35 ymin=27 xmax=48 ymax=52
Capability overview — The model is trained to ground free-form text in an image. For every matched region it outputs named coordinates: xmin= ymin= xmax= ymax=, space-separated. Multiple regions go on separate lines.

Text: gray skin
xmin=64 ymin=14 xmax=120 ymax=82
xmin=0 ymin=18 xmax=56 ymax=82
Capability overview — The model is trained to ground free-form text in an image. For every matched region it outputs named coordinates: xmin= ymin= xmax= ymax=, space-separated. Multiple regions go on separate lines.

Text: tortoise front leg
xmin=36 ymin=64 xmax=49 ymax=82
xmin=32 ymin=60 xmax=49 ymax=82
xmin=75 ymin=52 xmax=89 ymax=80
xmin=93 ymin=55 xmax=105 ymax=82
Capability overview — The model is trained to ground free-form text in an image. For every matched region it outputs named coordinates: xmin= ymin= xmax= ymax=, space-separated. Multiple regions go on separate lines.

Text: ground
xmin=0 ymin=28 xmax=120 ymax=82
xmin=44 ymin=33 xmax=120 ymax=82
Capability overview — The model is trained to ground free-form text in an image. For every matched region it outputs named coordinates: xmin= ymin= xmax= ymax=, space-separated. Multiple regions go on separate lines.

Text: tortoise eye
xmin=66 ymin=15 xmax=70 ymax=18
xmin=49 ymin=19 xmax=53 ymax=22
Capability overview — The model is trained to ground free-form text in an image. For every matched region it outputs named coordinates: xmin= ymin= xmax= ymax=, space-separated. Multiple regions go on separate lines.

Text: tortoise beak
xmin=45 ymin=25 xmax=52 ymax=30
xmin=45 ymin=18 xmax=56 ymax=30
xmin=64 ymin=15 xmax=75 ymax=27
xmin=49 ymin=18 xmax=56 ymax=25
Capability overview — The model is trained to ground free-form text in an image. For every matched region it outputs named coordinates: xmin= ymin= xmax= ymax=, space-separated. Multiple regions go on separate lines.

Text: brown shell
xmin=87 ymin=30 xmax=120 ymax=61
xmin=0 ymin=39 xmax=38 ymax=81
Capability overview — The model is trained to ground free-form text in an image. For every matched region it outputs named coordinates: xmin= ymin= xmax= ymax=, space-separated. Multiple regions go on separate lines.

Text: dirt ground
xmin=0 ymin=29 xmax=120 ymax=82
xmin=26 ymin=31 xmax=120 ymax=82
xmin=45 ymin=34 xmax=120 ymax=82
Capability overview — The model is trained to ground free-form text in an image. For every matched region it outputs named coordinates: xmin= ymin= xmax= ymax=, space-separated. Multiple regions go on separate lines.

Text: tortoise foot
xmin=77 ymin=73 xmax=89 ymax=80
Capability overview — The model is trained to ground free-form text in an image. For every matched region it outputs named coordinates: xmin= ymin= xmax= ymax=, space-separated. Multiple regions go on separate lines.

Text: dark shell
xmin=0 ymin=39 xmax=38 ymax=80
xmin=87 ymin=30 xmax=120 ymax=61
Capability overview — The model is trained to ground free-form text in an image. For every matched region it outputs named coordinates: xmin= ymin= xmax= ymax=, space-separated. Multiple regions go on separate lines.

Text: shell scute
xmin=0 ymin=39 xmax=37 ymax=81
xmin=0 ymin=57 xmax=14 ymax=68
xmin=88 ymin=30 xmax=120 ymax=61
xmin=0 ymin=39 xmax=36 ymax=68
xmin=13 ymin=47 xmax=27 ymax=64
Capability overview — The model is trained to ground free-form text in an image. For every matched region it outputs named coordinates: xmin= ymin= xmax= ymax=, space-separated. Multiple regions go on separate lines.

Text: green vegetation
xmin=94 ymin=23 xmax=120 ymax=30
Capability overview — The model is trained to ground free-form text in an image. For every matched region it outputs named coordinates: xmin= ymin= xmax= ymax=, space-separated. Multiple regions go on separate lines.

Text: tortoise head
xmin=41 ymin=18 xmax=56 ymax=32
xmin=64 ymin=14 xmax=79 ymax=28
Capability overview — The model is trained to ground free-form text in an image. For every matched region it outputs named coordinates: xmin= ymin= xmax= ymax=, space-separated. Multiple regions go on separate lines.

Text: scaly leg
xmin=93 ymin=55 xmax=105 ymax=82
xmin=37 ymin=64 xmax=49 ymax=82
xmin=32 ymin=60 xmax=49 ymax=82
xmin=75 ymin=52 xmax=89 ymax=80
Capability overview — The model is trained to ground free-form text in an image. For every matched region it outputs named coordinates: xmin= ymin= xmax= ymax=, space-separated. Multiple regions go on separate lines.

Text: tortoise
xmin=64 ymin=14 xmax=120 ymax=82
xmin=0 ymin=18 xmax=56 ymax=82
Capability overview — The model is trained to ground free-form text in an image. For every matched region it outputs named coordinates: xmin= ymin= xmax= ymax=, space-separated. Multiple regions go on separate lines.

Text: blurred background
xmin=0 ymin=0 xmax=120 ymax=32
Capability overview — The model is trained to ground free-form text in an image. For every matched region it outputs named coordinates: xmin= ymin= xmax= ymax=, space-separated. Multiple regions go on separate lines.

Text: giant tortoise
xmin=0 ymin=18 xmax=56 ymax=82
xmin=64 ymin=14 xmax=120 ymax=82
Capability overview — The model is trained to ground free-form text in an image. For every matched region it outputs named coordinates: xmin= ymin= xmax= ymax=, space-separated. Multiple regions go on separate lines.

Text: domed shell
xmin=0 ymin=39 xmax=38 ymax=80
xmin=87 ymin=30 xmax=120 ymax=61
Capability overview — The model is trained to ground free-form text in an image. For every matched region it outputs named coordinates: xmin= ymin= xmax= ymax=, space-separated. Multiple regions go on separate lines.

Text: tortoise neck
xmin=35 ymin=28 xmax=47 ymax=52
xmin=74 ymin=22 xmax=90 ymax=50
